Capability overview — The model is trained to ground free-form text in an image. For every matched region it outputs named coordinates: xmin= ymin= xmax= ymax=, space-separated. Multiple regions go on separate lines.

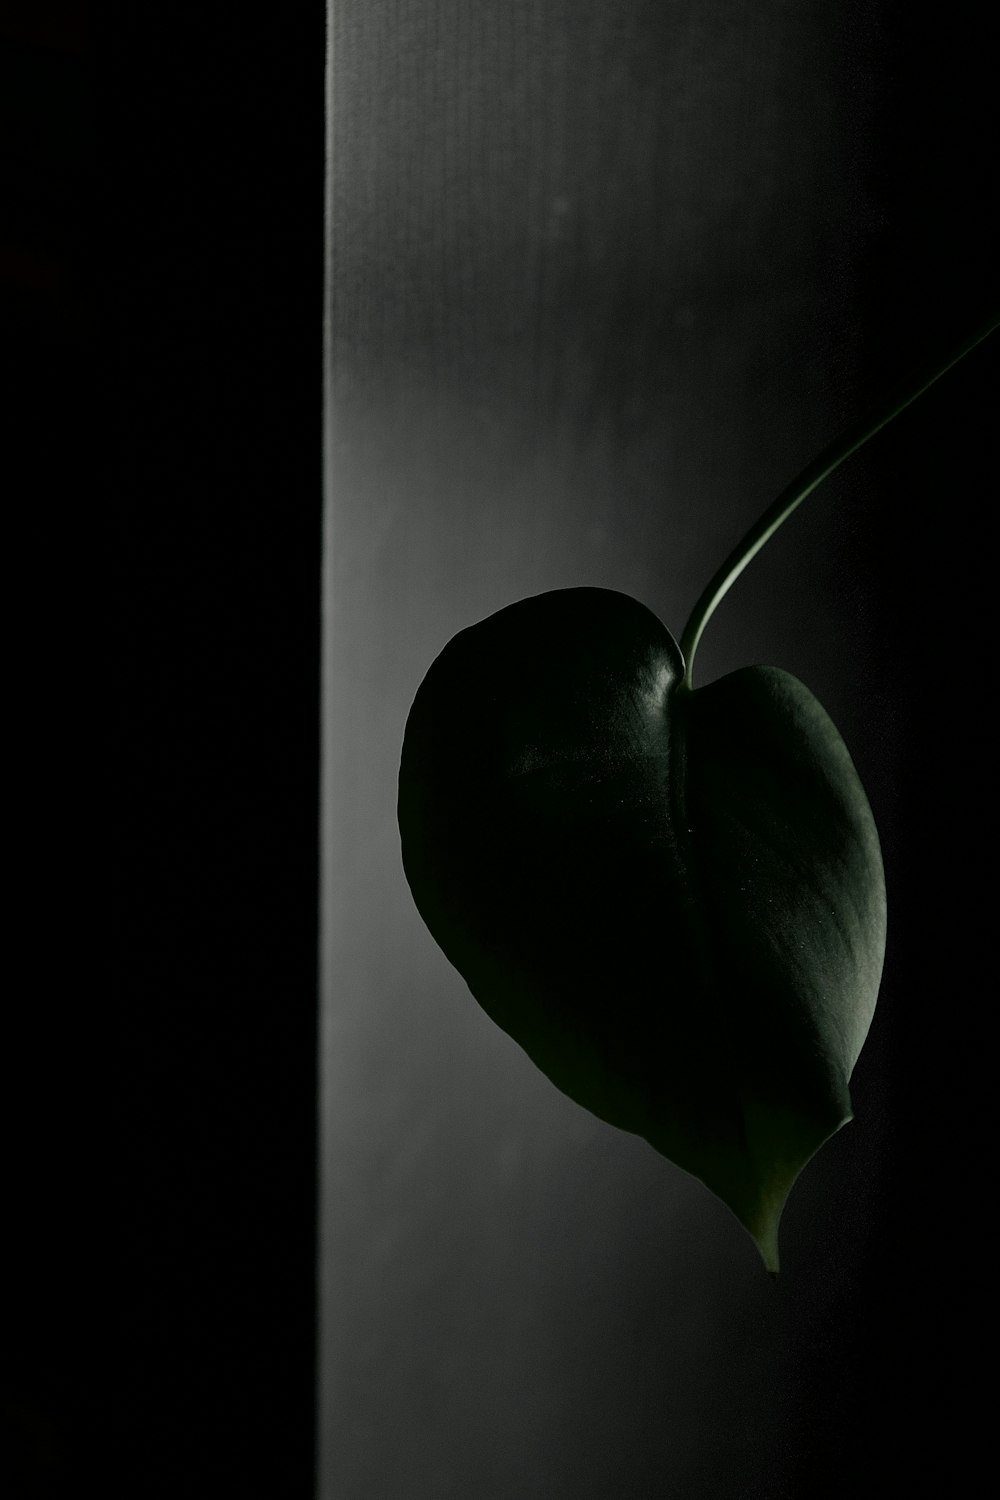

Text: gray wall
xmin=322 ymin=5 xmax=899 ymax=1495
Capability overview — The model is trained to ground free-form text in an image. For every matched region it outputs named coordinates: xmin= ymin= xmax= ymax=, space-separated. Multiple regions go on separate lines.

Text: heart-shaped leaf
xmin=398 ymin=587 xmax=885 ymax=1269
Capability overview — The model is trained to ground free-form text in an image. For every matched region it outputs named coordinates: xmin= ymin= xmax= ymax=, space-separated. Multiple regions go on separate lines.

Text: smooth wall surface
xmin=322 ymin=5 xmax=996 ymax=1497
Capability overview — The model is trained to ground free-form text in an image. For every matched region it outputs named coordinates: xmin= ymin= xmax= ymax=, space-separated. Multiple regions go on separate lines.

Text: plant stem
xmin=678 ymin=313 xmax=999 ymax=689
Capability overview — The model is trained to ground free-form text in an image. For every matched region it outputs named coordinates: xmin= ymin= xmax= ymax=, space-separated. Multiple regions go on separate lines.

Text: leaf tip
xmin=753 ymin=1215 xmax=782 ymax=1275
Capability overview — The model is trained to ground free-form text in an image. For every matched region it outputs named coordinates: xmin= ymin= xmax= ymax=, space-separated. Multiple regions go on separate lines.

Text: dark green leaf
xmin=398 ymin=588 xmax=885 ymax=1269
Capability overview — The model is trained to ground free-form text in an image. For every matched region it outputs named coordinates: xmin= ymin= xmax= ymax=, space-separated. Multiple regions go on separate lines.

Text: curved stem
xmin=678 ymin=313 xmax=999 ymax=689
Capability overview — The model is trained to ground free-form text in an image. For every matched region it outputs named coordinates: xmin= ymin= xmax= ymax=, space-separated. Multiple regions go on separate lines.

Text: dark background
xmin=6 ymin=2 xmax=996 ymax=1496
